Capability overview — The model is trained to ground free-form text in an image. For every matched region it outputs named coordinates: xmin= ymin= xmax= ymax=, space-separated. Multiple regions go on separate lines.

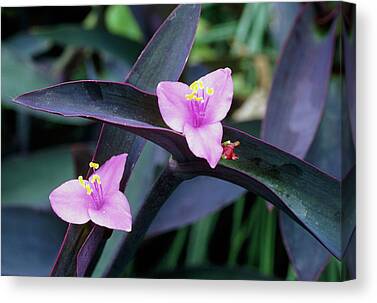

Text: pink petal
xmin=156 ymin=81 xmax=192 ymax=132
xmin=49 ymin=180 xmax=91 ymax=224
xmin=200 ymin=68 xmax=233 ymax=124
xmin=183 ymin=122 xmax=223 ymax=168
xmin=91 ymin=153 xmax=127 ymax=194
xmin=88 ymin=191 xmax=132 ymax=232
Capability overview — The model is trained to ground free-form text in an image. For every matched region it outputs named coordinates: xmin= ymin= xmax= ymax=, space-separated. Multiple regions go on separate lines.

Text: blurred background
xmin=1 ymin=3 xmax=354 ymax=280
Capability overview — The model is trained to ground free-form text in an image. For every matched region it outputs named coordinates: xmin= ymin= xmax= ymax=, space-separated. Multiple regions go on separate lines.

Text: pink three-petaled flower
xmin=50 ymin=68 xmax=234 ymax=229
xmin=157 ymin=68 xmax=233 ymax=168
xmin=49 ymin=154 xmax=132 ymax=232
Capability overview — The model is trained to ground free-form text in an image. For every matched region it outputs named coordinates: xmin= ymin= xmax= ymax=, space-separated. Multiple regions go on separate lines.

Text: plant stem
xmin=104 ymin=160 xmax=186 ymax=277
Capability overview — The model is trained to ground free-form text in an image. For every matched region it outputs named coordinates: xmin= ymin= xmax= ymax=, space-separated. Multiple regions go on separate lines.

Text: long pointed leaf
xmin=40 ymin=4 xmax=201 ymax=276
xmin=13 ymin=80 xmax=350 ymax=259
xmin=261 ymin=5 xmax=337 ymax=158
xmin=260 ymin=4 xmax=345 ymax=280
xmin=147 ymin=176 xmax=245 ymax=237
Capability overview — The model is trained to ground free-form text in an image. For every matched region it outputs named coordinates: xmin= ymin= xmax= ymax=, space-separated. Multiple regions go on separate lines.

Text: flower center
xmin=185 ymin=80 xmax=215 ymax=127
xmin=78 ymin=161 xmax=104 ymax=209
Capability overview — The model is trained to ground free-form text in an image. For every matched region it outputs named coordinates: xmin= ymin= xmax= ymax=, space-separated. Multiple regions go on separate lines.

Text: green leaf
xmin=1 ymin=44 xmax=89 ymax=125
xmin=145 ymin=265 xmax=275 ymax=280
xmin=1 ymin=207 xmax=67 ymax=276
xmin=105 ymin=6 xmax=144 ymax=42
xmin=32 ymin=25 xmax=142 ymax=66
xmin=1 ymin=146 xmax=74 ymax=208
xmin=185 ymin=213 xmax=218 ymax=266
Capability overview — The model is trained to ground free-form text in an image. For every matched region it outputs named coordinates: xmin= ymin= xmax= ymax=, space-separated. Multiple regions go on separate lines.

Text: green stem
xmin=259 ymin=204 xmax=277 ymax=276
xmin=228 ymin=197 xmax=246 ymax=266
xmin=158 ymin=227 xmax=189 ymax=271
xmin=185 ymin=212 xmax=219 ymax=267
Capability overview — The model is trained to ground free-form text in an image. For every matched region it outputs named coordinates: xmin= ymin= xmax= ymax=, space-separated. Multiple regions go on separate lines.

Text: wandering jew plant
xmin=157 ymin=68 xmax=233 ymax=168
xmin=50 ymin=154 xmax=132 ymax=232
xmin=6 ymin=3 xmax=355 ymax=280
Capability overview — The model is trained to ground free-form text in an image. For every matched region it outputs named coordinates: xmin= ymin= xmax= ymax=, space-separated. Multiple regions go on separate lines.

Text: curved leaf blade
xmin=40 ymin=4 xmax=201 ymax=276
xmin=261 ymin=5 xmax=337 ymax=158
xmin=13 ymin=80 xmax=349 ymax=258
xmin=147 ymin=176 xmax=245 ymax=237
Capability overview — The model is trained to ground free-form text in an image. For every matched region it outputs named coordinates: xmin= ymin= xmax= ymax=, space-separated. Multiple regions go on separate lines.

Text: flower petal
xmin=157 ymin=81 xmax=192 ymax=132
xmin=88 ymin=191 xmax=132 ymax=232
xmin=183 ymin=122 xmax=223 ymax=168
xmin=49 ymin=180 xmax=91 ymax=224
xmin=199 ymin=67 xmax=233 ymax=124
xmin=91 ymin=153 xmax=127 ymax=194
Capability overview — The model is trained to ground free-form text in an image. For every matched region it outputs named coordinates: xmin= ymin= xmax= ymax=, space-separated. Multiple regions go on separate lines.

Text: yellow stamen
xmin=185 ymin=92 xmax=196 ymax=100
xmin=198 ymin=80 xmax=204 ymax=89
xmin=91 ymin=174 xmax=101 ymax=185
xmin=206 ymin=87 xmax=214 ymax=95
xmin=194 ymin=96 xmax=203 ymax=102
xmin=189 ymin=81 xmax=199 ymax=92
xmin=85 ymin=184 xmax=92 ymax=195
xmin=89 ymin=161 xmax=99 ymax=170
xmin=78 ymin=176 xmax=85 ymax=188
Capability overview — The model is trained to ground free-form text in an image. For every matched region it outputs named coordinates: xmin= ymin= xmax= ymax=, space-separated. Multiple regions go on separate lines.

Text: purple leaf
xmin=43 ymin=4 xmax=201 ymax=277
xmin=260 ymin=4 xmax=348 ymax=280
xmin=280 ymin=211 xmax=330 ymax=281
xmin=147 ymin=176 xmax=245 ymax=237
xmin=343 ymin=22 xmax=356 ymax=145
xmin=76 ymin=4 xmax=201 ymax=276
xmin=261 ymin=5 xmax=337 ymax=158
xmin=13 ymin=80 xmax=351 ymax=258
xmin=280 ymin=75 xmax=356 ymax=280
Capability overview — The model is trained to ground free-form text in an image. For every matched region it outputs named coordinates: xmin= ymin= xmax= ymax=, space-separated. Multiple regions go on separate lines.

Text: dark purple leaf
xmin=343 ymin=24 xmax=356 ymax=145
xmin=279 ymin=75 xmax=356 ymax=280
xmin=147 ymin=176 xmax=245 ymax=237
xmin=42 ymin=4 xmax=201 ymax=277
xmin=280 ymin=212 xmax=330 ymax=281
xmin=261 ymin=5 xmax=337 ymax=158
xmin=70 ymin=143 xmax=93 ymax=177
xmin=344 ymin=230 xmax=356 ymax=279
xmin=261 ymin=4 xmax=347 ymax=280
xmin=13 ymin=80 xmax=350 ymax=258
xmin=76 ymin=226 xmax=112 ymax=277
xmin=105 ymin=162 xmax=185 ymax=277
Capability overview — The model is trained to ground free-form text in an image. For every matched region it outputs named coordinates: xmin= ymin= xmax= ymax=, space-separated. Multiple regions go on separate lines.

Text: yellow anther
xmin=198 ymin=80 xmax=204 ymax=89
xmin=189 ymin=81 xmax=199 ymax=92
xmin=206 ymin=87 xmax=214 ymax=95
xmin=85 ymin=184 xmax=92 ymax=195
xmin=194 ymin=96 xmax=203 ymax=102
xmin=185 ymin=92 xmax=195 ymax=100
xmin=89 ymin=161 xmax=99 ymax=170
xmin=91 ymin=174 xmax=101 ymax=185
xmin=78 ymin=176 xmax=85 ymax=188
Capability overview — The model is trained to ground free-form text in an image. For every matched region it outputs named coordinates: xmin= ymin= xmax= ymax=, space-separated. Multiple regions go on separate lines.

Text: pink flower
xmin=49 ymin=154 xmax=132 ymax=232
xmin=157 ymin=68 xmax=233 ymax=168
